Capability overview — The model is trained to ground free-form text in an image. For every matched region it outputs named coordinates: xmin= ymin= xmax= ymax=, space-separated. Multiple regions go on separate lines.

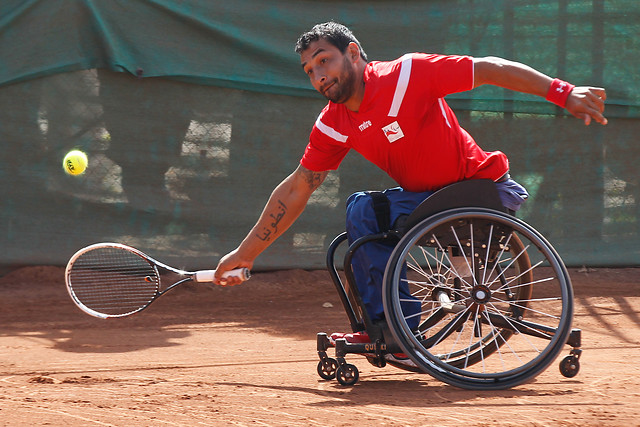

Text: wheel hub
xmin=471 ymin=284 xmax=492 ymax=304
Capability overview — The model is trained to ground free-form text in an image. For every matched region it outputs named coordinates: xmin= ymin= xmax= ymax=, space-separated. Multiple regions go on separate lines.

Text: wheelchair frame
xmin=316 ymin=179 xmax=582 ymax=389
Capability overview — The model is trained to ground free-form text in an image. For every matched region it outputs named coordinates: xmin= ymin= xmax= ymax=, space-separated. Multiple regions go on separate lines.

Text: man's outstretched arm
xmin=473 ymin=56 xmax=607 ymax=126
xmin=213 ymin=165 xmax=329 ymax=285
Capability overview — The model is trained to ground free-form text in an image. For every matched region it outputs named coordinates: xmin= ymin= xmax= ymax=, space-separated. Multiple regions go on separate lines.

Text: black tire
xmin=336 ymin=364 xmax=360 ymax=386
xmin=383 ymin=208 xmax=574 ymax=390
xmin=317 ymin=358 xmax=338 ymax=380
xmin=559 ymin=355 xmax=580 ymax=378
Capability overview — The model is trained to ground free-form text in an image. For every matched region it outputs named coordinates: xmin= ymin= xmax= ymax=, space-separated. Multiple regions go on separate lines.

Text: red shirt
xmin=300 ymin=53 xmax=509 ymax=192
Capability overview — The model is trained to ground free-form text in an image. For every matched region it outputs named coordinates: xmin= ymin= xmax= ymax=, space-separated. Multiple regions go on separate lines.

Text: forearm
xmin=473 ymin=56 xmax=607 ymax=125
xmin=236 ymin=178 xmax=309 ymax=261
xmin=231 ymin=165 xmax=328 ymax=264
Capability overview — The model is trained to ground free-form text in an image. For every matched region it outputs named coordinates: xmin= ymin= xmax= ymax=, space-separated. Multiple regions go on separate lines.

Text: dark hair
xmin=295 ymin=21 xmax=368 ymax=62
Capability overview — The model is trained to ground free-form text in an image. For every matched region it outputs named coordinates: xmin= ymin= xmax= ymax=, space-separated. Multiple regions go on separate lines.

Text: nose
xmin=314 ymin=73 xmax=326 ymax=86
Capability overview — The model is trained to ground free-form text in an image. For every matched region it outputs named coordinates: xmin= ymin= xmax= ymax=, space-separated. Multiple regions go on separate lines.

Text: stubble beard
xmin=323 ymin=56 xmax=356 ymax=104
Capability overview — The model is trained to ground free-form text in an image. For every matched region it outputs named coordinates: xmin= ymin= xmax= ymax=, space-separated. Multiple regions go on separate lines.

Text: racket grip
xmin=194 ymin=268 xmax=250 ymax=283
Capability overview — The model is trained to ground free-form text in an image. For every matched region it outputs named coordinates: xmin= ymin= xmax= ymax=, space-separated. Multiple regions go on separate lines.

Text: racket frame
xmin=65 ymin=242 xmax=248 ymax=319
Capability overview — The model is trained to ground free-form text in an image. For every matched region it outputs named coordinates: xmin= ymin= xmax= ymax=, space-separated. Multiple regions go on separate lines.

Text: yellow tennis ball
xmin=63 ymin=150 xmax=88 ymax=175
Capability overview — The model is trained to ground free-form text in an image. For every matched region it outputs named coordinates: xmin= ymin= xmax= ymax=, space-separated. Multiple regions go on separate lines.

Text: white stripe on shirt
xmin=388 ymin=53 xmax=413 ymax=117
xmin=315 ymin=117 xmax=349 ymax=143
xmin=438 ymin=98 xmax=452 ymax=128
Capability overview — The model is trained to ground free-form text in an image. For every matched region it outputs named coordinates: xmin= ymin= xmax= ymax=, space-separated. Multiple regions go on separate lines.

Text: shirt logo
xmin=382 ymin=121 xmax=404 ymax=143
xmin=358 ymin=120 xmax=372 ymax=132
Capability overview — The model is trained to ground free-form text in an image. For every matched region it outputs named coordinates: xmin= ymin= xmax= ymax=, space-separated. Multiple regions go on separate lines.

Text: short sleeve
xmin=411 ymin=53 xmax=474 ymax=99
xmin=300 ymin=109 xmax=351 ymax=171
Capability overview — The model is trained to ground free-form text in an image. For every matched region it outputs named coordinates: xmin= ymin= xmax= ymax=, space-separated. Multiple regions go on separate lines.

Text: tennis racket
xmin=65 ymin=242 xmax=250 ymax=319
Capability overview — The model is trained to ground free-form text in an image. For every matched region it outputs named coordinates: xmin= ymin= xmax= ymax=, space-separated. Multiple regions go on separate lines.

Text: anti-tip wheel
xmin=336 ymin=364 xmax=359 ymax=386
xmin=559 ymin=355 xmax=580 ymax=378
xmin=317 ymin=358 xmax=338 ymax=380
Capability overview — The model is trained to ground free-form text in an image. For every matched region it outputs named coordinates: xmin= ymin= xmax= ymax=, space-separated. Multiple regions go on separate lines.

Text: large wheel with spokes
xmin=382 ymin=208 xmax=574 ymax=390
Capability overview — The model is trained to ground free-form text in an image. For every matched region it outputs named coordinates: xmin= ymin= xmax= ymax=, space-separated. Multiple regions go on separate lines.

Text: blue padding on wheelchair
xmin=400 ymin=179 xmax=506 ymax=233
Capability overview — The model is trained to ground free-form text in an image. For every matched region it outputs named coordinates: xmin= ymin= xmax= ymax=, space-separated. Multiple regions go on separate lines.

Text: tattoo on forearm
xmin=302 ymin=169 xmax=328 ymax=190
xmin=256 ymin=200 xmax=288 ymax=242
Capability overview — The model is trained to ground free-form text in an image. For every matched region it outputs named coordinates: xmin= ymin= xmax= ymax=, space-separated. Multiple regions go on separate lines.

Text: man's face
xmin=300 ymin=39 xmax=357 ymax=104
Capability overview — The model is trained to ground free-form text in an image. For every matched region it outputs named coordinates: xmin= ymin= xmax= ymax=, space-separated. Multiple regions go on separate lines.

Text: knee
xmin=345 ymin=192 xmax=378 ymax=239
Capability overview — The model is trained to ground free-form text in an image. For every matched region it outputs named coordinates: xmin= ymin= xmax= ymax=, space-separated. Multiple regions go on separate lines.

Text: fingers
xmin=216 ymin=276 xmax=243 ymax=287
xmin=214 ymin=275 xmax=240 ymax=286
xmin=213 ymin=251 xmax=252 ymax=287
xmin=216 ymin=269 xmax=249 ymax=286
xmin=583 ymin=111 xmax=607 ymax=126
xmin=587 ymin=88 xmax=607 ymax=112
xmin=581 ymin=102 xmax=607 ymax=126
xmin=587 ymin=114 xmax=609 ymax=126
xmin=586 ymin=98 xmax=608 ymax=125
xmin=567 ymin=87 xmax=608 ymax=126
xmin=591 ymin=87 xmax=607 ymax=101
xmin=213 ymin=267 xmax=244 ymax=286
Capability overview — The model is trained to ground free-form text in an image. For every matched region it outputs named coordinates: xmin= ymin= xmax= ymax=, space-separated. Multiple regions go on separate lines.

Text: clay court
xmin=1 ymin=265 xmax=638 ymax=426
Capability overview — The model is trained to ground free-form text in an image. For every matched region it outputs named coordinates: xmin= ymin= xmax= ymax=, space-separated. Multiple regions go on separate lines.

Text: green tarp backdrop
xmin=0 ymin=0 xmax=638 ymax=270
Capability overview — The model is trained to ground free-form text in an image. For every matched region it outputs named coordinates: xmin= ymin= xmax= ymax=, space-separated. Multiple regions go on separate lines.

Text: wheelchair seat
xmin=399 ymin=179 xmax=507 ymax=233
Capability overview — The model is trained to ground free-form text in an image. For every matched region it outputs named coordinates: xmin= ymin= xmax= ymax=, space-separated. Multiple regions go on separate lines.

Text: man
xmin=213 ymin=22 xmax=607 ymax=339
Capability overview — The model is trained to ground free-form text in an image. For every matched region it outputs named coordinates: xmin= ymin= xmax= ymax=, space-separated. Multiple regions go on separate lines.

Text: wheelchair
xmin=316 ymin=179 xmax=582 ymax=390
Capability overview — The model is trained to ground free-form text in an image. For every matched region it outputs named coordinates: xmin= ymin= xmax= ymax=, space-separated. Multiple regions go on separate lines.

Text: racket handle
xmin=194 ymin=268 xmax=250 ymax=283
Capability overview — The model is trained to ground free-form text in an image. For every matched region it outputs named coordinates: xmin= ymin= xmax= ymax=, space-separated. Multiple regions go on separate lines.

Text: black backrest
xmin=399 ymin=179 xmax=507 ymax=233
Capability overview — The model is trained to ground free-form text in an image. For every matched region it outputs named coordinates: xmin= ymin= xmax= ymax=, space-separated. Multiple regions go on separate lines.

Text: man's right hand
xmin=214 ymin=249 xmax=253 ymax=286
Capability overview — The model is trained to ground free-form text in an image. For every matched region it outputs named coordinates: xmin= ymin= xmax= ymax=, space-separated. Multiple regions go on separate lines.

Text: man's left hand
xmin=566 ymin=86 xmax=608 ymax=126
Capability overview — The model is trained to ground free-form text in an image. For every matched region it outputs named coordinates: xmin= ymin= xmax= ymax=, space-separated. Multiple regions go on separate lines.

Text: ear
xmin=347 ymin=42 xmax=360 ymax=62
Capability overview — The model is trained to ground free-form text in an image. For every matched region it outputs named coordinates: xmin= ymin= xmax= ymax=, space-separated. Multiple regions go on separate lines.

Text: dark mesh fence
xmin=0 ymin=70 xmax=395 ymax=269
xmin=0 ymin=1 xmax=638 ymax=269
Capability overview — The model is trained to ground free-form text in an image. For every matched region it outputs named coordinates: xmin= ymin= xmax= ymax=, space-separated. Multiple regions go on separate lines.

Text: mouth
xmin=321 ymin=81 xmax=336 ymax=96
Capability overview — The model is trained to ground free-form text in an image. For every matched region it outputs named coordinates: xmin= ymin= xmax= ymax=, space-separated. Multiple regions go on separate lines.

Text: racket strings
xmin=68 ymin=247 xmax=160 ymax=316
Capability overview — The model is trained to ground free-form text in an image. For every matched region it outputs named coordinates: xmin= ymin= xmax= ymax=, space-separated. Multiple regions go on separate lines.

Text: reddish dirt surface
xmin=1 ymin=266 xmax=639 ymax=426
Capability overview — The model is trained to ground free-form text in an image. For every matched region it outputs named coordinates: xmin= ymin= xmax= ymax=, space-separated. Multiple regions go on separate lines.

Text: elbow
xmin=473 ymin=56 xmax=510 ymax=87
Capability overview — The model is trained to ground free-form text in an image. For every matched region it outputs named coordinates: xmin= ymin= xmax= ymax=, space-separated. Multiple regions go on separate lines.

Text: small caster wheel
xmin=317 ymin=358 xmax=338 ymax=380
xmin=560 ymin=355 xmax=580 ymax=378
xmin=336 ymin=363 xmax=359 ymax=386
